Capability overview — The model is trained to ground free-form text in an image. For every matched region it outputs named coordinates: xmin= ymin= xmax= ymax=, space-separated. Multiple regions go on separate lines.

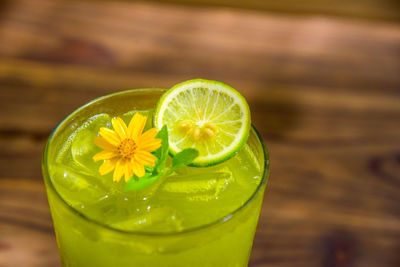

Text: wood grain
xmin=0 ymin=0 xmax=399 ymax=266
xmin=146 ymin=0 xmax=400 ymax=22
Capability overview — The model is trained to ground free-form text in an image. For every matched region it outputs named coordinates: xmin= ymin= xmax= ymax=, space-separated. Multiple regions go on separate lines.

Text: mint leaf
xmin=125 ymin=126 xmax=199 ymax=191
xmin=125 ymin=173 xmax=161 ymax=191
xmin=171 ymin=148 xmax=199 ymax=171
xmin=154 ymin=125 xmax=169 ymax=174
xmin=144 ymin=165 xmax=155 ymax=173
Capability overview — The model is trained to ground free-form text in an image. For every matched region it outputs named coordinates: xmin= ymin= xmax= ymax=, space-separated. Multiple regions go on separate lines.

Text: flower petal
xmin=134 ymin=150 xmax=157 ymax=166
xmin=138 ymin=128 xmax=158 ymax=142
xmin=113 ymin=159 xmax=124 ymax=182
xmin=99 ymin=127 xmax=121 ymax=146
xmin=131 ymin=158 xmax=145 ymax=177
xmin=112 ymin=117 xmax=127 ymax=139
xmin=99 ymin=159 xmax=117 ymax=175
xmin=137 ymin=139 xmax=162 ymax=152
xmin=94 ymin=137 xmax=117 ymax=151
xmin=93 ymin=150 xmax=118 ymax=162
xmin=124 ymin=164 xmax=132 ymax=182
xmin=127 ymin=113 xmax=147 ymax=140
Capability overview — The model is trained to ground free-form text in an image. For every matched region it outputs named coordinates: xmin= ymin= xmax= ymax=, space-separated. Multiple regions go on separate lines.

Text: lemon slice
xmin=154 ymin=79 xmax=251 ymax=166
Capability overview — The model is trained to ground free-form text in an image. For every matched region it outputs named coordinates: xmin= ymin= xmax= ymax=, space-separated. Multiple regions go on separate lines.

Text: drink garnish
xmin=93 ymin=79 xmax=251 ymax=190
xmin=93 ymin=113 xmax=199 ymax=190
xmin=93 ymin=113 xmax=161 ymax=182
xmin=154 ymin=79 xmax=251 ymax=166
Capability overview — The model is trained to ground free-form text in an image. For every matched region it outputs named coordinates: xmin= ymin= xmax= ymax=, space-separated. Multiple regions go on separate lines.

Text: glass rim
xmin=42 ymin=88 xmax=270 ymax=237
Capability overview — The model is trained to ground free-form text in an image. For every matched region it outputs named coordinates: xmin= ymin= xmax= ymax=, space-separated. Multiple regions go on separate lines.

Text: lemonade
xmin=42 ymin=87 xmax=269 ymax=266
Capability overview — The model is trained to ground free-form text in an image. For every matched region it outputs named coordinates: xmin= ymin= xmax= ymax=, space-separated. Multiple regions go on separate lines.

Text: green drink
xmin=42 ymin=86 xmax=269 ymax=266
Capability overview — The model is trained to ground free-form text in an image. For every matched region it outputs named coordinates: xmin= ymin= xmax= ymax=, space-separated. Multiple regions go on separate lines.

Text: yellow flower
xmin=93 ymin=113 xmax=162 ymax=182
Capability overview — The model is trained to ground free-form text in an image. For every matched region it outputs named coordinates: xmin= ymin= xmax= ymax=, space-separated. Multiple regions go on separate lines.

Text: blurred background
xmin=0 ymin=0 xmax=400 ymax=266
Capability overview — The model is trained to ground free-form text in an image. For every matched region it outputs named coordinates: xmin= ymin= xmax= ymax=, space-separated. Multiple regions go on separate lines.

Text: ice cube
xmin=152 ymin=169 xmax=233 ymax=229
xmin=159 ymin=168 xmax=233 ymax=201
xmin=70 ymin=114 xmax=112 ymax=175
xmin=49 ymin=163 xmax=108 ymax=206
xmin=109 ymin=207 xmax=183 ymax=233
xmin=223 ymin=144 xmax=262 ymax=190
xmin=76 ymin=180 xmax=164 ymax=228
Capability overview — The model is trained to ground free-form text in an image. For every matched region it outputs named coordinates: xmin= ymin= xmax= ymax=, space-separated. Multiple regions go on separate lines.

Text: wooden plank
xmin=145 ymin=0 xmax=400 ymax=22
xmin=0 ymin=179 xmax=59 ymax=267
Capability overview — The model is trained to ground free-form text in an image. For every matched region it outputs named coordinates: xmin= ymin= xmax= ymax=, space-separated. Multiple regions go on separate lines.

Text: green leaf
xmin=144 ymin=165 xmax=155 ymax=173
xmin=125 ymin=126 xmax=199 ymax=191
xmin=154 ymin=125 xmax=169 ymax=174
xmin=125 ymin=173 xmax=161 ymax=191
xmin=171 ymin=148 xmax=199 ymax=171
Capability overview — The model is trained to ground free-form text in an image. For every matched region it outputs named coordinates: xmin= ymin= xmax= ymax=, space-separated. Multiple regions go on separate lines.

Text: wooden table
xmin=1 ymin=0 xmax=399 ymax=266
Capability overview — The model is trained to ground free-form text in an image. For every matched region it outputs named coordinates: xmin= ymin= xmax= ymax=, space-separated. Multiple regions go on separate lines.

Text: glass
xmin=42 ymin=88 xmax=270 ymax=267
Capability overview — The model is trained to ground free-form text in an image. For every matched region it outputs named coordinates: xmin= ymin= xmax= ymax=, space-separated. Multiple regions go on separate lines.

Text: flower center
xmin=118 ymin=139 xmax=137 ymax=159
